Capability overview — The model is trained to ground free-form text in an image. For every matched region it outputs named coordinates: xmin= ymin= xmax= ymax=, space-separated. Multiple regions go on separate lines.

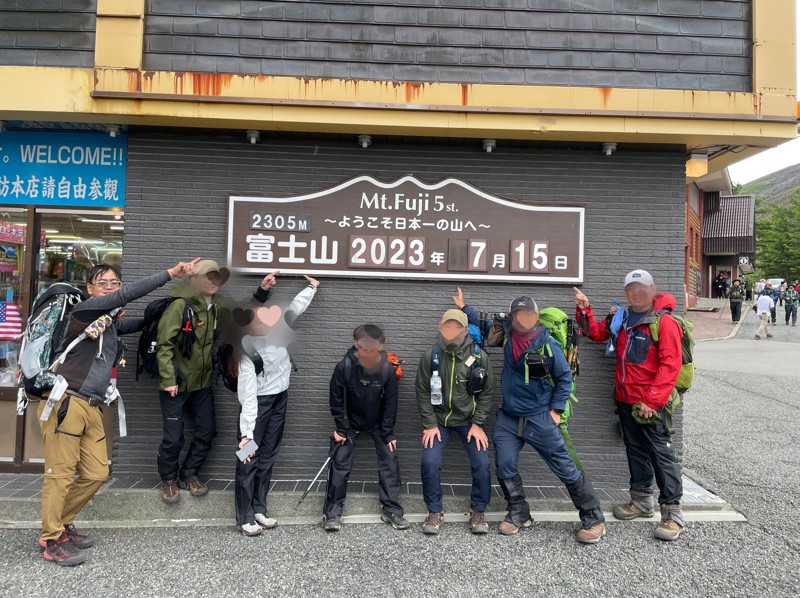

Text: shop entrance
xmin=0 ymin=208 xmax=124 ymax=473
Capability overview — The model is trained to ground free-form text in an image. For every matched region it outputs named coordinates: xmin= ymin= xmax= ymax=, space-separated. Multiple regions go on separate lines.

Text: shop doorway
xmin=0 ymin=208 xmax=124 ymax=472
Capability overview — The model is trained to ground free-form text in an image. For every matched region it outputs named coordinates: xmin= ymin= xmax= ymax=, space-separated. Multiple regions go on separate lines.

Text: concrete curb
xmin=0 ymin=486 xmax=745 ymax=530
xmin=695 ymin=306 xmax=749 ymax=343
xmin=0 ymin=509 xmax=747 ymax=531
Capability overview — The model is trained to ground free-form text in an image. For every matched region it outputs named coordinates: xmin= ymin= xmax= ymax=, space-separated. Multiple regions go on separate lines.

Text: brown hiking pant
xmin=38 ymin=395 xmax=109 ymax=541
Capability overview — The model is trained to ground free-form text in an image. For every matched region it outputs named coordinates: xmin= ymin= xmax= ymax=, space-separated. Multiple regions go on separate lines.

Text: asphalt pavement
xmin=0 ymin=307 xmax=798 ymax=598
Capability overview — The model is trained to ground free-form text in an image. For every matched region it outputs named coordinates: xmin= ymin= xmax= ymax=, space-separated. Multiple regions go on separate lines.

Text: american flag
xmin=0 ymin=302 xmax=22 ymax=341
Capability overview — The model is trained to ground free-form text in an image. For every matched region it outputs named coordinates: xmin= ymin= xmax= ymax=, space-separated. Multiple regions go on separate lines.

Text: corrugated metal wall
xmin=115 ymin=131 xmax=685 ymax=491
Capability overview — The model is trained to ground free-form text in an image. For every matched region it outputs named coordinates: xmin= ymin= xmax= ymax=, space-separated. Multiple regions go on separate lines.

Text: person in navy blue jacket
xmin=484 ymin=294 xmax=606 ymax=543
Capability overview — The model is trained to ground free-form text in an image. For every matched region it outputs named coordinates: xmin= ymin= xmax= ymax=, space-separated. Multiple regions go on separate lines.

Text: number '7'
xmin=470 ymin=241 xmax=486 ymax=268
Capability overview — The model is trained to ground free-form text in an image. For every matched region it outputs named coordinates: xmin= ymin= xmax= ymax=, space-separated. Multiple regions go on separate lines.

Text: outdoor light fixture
xmin=686 ymin=153 xmax=709 ymax=178
xmin=105 ymin=124 xmax=121 ymax=138
xmin=357 ymin=135 xmax=372 ymax=149
xmin=602 ymin=142 xmax=617 ymax=156
xmin=79 ymin=218 xmax=126 ymax=224
xmin=482 ymin=139 xmax=497 ymax=153
xmin=246 ymin=130 xmax=261 ymax=144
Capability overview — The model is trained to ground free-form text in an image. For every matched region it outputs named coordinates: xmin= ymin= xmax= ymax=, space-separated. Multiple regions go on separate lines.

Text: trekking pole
xmin=297 ymin=456 xmax=332 ymax=507
xmin=296 ymin=434 xmax=353 ymax=508
xmin=718 ymin=296 xmax=729 ymax=320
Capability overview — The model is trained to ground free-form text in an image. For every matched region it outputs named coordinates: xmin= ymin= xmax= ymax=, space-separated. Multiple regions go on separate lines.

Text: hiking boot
xmin=576 ymin=522 xmax=606 ymax=544
xmin=324 ymin=517 xmax=342 ymax=532
xmin=42 ymin=533 xmax=86 ymax=567
xmin=240 ymin=522 xmax=263 ymax=537
xmin=498 ymin=518 xmax=533 ymax=536
xmin=178 ymin=477 xmax=209 ymax=497
xmin=612 ymin=502 xmax=655 ymax=520
xmin=160 ymin=481 xmax=180 ymax=505
xmin=62 ymin=524 xmax=96 ymax=549
xmin=654 ymin=519 xmax=684 ymax=541
xmin=469 ymin=510 xmax=489 ymax=534
xmin=422 ymin=512 xmax=444 ymax=535
xmin=255 ymin=513 xmax=277 ymax=530
xmin=381 ymin=511 xmax=411 ymax=530
xmin=37 ymin=526 xmax=95 ymax=551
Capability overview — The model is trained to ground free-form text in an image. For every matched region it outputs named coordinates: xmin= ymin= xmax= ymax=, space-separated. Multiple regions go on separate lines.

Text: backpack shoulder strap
xmin=649 ymin=309 xmax=678 ymax=343
xmin=470 ymin=342 xmax=481 ymax=369
xmin=248 ymin=346 xmax=264 ymax=377
xmin=381 ymin=359 xmax=391 ymax=386
xmin=342 ymin=353 xmax=354 ymax=384
xmin=431 ymin=346 xmax=442 ymax=372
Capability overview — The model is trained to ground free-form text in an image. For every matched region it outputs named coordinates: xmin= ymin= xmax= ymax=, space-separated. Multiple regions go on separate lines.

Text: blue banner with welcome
xmin=0 ymin=131 xmax=127 ymax=207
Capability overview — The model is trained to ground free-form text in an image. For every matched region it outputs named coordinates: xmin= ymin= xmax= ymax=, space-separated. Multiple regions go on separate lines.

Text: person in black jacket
xmin=323 ymin=324 xmax=409 ymax=532
xmin=38 ymin=259 xmax=197 ymax=567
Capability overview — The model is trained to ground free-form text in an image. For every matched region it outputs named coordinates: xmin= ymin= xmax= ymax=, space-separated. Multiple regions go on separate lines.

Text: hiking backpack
xmin=135 ymin=297 xmax=195 ymax=380
xmin=19 ymin=283 xmax=85 ymax=399
xmin=649 ymin=309 xmax=695 ymax=395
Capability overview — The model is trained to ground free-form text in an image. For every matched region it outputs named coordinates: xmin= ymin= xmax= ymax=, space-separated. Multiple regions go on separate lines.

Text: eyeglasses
xmin=91 ymin=280 xmax=122 ymax=289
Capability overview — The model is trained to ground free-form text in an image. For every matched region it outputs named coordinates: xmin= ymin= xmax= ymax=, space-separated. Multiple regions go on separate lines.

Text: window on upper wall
xmin=689 ymin=185 xmax=700 ymax=215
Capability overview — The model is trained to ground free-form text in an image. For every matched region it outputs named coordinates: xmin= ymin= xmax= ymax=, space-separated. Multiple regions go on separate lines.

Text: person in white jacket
xmin=755 ymin=292 xmax=775 ymax=340
xmin=234 ymin=274 xmax=320 ymax=536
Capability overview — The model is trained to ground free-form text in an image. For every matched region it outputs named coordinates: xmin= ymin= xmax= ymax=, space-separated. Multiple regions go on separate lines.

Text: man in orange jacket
xmin=574 ymin=269 xmax=685 ymax=541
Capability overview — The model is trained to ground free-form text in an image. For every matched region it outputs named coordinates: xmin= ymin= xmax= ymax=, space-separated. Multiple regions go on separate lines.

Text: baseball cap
xmin=624 ymin=269 xmax=654 ymax=288
xmin=509 ymin=296 xmax=538 ymax=314
xmin=441 ymin=309 xmax=468 ymax=327
xmin=192 ymin=259 xmax=230 ymax=285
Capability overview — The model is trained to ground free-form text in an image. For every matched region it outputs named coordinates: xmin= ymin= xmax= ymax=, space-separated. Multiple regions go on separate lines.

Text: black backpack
xmin=216 ymin=341 xmax=264 ymax=393
xmin=135 ymin=297 xmax=195 ymax=380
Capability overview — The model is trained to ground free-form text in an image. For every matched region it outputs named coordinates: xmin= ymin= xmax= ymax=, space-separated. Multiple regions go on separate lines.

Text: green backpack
xmin=537 ymin=307 xmax=580 ymax=379
xmin=649 ymin=310 xmax=695 ymax=396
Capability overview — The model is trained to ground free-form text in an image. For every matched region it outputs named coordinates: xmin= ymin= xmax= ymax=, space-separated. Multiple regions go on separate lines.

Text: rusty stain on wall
xmin=598 ymin=87 xmax=612 ymax=108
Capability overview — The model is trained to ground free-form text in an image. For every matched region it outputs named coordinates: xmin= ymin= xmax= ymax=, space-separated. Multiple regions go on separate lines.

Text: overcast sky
xmin=727 ymin=4 xmax=800 ymax=185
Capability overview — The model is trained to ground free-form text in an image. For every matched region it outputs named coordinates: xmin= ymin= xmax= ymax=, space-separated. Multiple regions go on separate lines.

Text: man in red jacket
xmin=574 ymin=269 xmax=685 ymax=541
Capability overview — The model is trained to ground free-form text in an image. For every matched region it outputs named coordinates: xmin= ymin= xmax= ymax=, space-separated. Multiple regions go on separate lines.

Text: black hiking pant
xmin=235 ymin=391 xmax=289 ymax=525
xmin=324 ymin=429 xmax=403 ymax=520
xmin=730 ymin=301 xmax=742 ymax=322
xmin=617 ymin=402 xmax=682 ymax=505
xmin=157 ymin=387 xmax=217 ymax=482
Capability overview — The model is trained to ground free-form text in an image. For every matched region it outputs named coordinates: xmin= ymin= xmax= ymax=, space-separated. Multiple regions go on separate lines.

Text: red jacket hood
xmin=653 ymin=293 xmax=677 ymax=313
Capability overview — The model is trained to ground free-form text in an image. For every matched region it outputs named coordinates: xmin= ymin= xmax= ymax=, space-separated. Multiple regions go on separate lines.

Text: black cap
xmin=509 ymin=296 xmax=538 ymax=314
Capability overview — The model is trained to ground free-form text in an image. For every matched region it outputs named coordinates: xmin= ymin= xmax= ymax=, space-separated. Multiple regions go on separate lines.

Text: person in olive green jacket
xmin=415 ymin=309 xmax=494 ymax=536
xmin=155 ymin=261 xmax=274 ymax=504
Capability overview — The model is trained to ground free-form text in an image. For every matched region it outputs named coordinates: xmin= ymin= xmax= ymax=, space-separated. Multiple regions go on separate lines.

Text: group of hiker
xmin=716 ymin=276 xmax=800 ymax=330
xmin=25 ymin=259 xmax=690 ymax=566
xmin=750 ymin=279 xmax=800 ymax=339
